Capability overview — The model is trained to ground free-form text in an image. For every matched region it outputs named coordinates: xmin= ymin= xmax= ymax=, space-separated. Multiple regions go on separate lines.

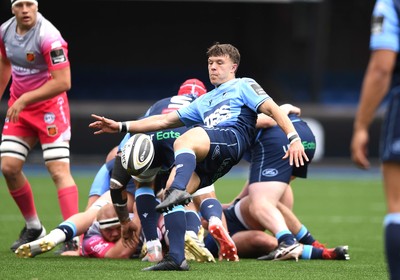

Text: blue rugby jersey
xmin=371 ymin=0 xmax=400 ymax=86
xmin=177 ymin=78 xmax=270 ymax=147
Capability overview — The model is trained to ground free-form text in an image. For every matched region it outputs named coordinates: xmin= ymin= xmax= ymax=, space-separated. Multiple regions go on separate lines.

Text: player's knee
xmin=46 ymin=162 xmax=70 ymax=183
xmin=42 ymin=142 xmax=70 ymax=163
xmin=1 ymin=161 xmax=22 ymax=178
xmin=0 ymin=136 xmax=30 ymax=162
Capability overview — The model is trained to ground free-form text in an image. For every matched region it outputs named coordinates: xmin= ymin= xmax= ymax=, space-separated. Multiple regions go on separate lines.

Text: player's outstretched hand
xmin=283 ymin=140 xmax=309 ymax=167
xmin=89 ymin=114 xmax=120 ymax=134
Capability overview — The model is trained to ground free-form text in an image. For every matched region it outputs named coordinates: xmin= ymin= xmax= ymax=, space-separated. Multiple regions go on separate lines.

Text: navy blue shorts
xmin=381 ymin=89 xmax=400 ymax=162
xmin=248 ymin=118 xmax=316 ymax=184
xmin=195 ymin=126 xmax=244 ymax=188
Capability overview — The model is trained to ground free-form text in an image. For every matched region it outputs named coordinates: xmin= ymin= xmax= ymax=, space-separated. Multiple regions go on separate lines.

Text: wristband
xmin=113 ymin=202 xmax=130 ymax=224
xmin=290 ymin=137 xmax=301 ymax=145
xmin=119 ymin=122 xmax=128 ymax=133
xmin=287 ymin=132 xmax=300 ymax=145
xmin=287 ymin=132 xmax=298 ymax=141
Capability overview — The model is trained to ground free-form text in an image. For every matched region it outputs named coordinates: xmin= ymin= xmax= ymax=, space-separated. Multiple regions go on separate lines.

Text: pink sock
xmin=9 ymin=181 xmax=38 ymax=221
xmin=58 ymin=185 xmax=79 ymax=220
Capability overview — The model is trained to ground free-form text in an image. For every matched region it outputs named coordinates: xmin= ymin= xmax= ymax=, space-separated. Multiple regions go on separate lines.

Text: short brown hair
xmin=207 ymin=42 xmax=240 ymax=67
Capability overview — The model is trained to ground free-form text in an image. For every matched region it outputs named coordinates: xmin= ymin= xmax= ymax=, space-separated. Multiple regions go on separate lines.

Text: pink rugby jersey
xmin=0 ymin=12 xmax=70 ymax=105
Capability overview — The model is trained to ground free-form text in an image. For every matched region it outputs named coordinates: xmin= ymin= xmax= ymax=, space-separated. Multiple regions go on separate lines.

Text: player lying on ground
xmin=15 ymin=191 xmax=141 ymax=258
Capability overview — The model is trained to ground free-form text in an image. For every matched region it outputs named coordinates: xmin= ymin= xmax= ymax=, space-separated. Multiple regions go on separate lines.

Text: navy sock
xmin=384 ymin=213 xmax=400 ymax=280
xmin=164 ymin=205 xmax=186 ymax=264
xmin=57 ymin=222 xmax=76 ymax=241
xmin=301 ymin=245 xmax=323 ymax=260
xmin=296 ymin=225 xmax=316 ymax=245
xmin=171 ymin=149 xmax=196 ymax=191
xmin=135 ymin=187 xmax=159 ymax=241
xmin=276 ymin=230 xmax=296 ymax=245
xmin=200 ymin=198 xmax=223 ymax=221
xmin=185 ymin=210 xmax=201 ymax=234
xmin=204 ymin=232 xmax=218 ymax=257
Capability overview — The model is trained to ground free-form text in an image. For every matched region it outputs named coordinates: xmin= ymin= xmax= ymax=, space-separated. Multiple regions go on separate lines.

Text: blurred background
xmin=0 ymin=0 xmax=381 ymax=167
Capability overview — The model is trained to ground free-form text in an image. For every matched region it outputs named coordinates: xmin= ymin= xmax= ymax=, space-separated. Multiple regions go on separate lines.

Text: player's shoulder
xmin=240 ymin=77 xmax=257 ymax=84
xmin=0 ymin=17 xmax=16 ymax=37
xmin=373 ymin=0 xmax=396 ymax=16
xmin=37 ymin=13 xmax=63 ymax=40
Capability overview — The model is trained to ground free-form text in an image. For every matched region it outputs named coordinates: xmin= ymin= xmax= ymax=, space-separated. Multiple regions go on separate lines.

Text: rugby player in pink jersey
xmin=0 ymin=0 xmax=79 ymax=252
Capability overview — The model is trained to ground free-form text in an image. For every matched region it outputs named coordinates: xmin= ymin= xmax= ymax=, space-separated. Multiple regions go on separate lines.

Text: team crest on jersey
xmin=26 ymin=52 xmax=35 ymax=62
xmin=50 ymin=49 xmax=66 ymax=65
xmin=44 ymin=112 xmax=56 ymax=124
xmin=47 ymin=125 xmax=58 ymax=137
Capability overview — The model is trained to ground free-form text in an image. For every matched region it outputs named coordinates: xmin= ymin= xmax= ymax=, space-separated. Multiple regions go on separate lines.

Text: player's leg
xmin=155 ymin=127 xmax=210 ymax=213
xmin=43 ymin=141 xmax=78 ymax=220
xmin=43 ymin=140 xmax=80 ymax=253
xmin=134 ymin=174 xmax=163 ymax=262
xmin=234 ymin=230 xmax=277 ymax=258
xmin=184 ymin=200 xmax=215 ymax=263
xmin=0 ymin=135 xmax=46 ymax=252
xmin=382 ymin=162 xmax=400 ymax=280
xmin=144 ymin=170 xmax=198 ymax=271
xmin=277 ymin=188 xmax=324 ymax=248
xmin=248 ymin=182 xmax=296 ymax=243
xmin=193 ymin=186 xmax=238 ymax=261
xmin=15 ymin=192 xmax=113 ymax=258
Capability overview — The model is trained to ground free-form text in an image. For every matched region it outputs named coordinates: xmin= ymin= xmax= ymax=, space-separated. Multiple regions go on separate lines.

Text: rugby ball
xmin=121 ymin=133 xmax=155 ymax=176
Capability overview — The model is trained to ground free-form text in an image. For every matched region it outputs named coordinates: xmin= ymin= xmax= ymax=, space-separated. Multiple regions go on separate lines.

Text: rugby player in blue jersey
xmin=90 ymin=43 xmax=308 ymax=271
xmin=351 ymin=1 xmax=400 ymax=279
xmin=92 ymin=79 xmax=213 ymax=262
xmin=203 ymin=104 xmax=347 ymax=261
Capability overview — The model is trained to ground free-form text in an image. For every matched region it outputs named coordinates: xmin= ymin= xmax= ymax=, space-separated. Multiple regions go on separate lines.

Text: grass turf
xmin=0 ymin=169 xmax=389 ymax=280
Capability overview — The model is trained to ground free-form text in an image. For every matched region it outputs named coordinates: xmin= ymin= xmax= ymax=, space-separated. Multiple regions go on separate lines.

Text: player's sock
xmin=170 ymin=149 xmax=196 ymax=191
xmin=10 ymin=181 xmax=41 ymax=229
xmin=204 ymin=231 xmax=219 ymax=257
xmin=58 ymin=185 xmax=79 ymax=220
xmin=45 ymin=220 xmax=77 ymax=245
xmin=295 ymin=224 xmax=316 ymax=245
xmin=163 ymin=205 xmax=186 ymax=264
xmin=199 ymin=198 xmax=223 ymax=221
xmin=300 ymin=245 xmax=323 ymax=259
xmin=135 ymin=187 xmax=160 ymax=241
xmin=276 ymin=230 xmax=296 ymax=245
xmin=185 ymin=209 xmax=201 ymax=234
xmin=384 ymin=213 xmax=400 ymax=279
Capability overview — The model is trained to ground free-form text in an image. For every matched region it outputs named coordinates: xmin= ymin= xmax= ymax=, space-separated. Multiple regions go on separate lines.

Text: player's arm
xmin=103 ymin=238 xmax=137 ymax=259
xmin=0 ymin=53 xmax=11 ymax=101
xmin=89 ymin=111 xmax=184 ymax=135
xmin=103 ymin=214 xmax=141 ymax=259
xmin=258 ymin=99 xmax=308 ymax=167
xmin=256 ymin=104 xmax=301 ymax=128
xmin=351 ymin=49 xmax=396 ymax=169
xmin=14 ymin=66 xmax=71 ymax=105
xmin=6 ymin=66 xmax=71 ymax=122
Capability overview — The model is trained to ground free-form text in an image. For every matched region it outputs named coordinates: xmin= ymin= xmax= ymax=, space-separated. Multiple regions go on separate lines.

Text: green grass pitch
xmin=0 ymin=167 xmax=389 ymax=280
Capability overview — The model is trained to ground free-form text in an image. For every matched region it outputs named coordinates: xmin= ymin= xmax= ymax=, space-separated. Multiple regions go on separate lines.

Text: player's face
xmin=12 ymin=2 xmax=38 ymax=32
xmin=208 ymin=55 xmax=237 ymax=86
xmin=101 ymin=225 xmax=121 ymax=242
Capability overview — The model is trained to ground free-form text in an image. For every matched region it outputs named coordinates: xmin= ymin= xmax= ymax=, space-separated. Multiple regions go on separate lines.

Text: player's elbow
xmin=62 ymin=79 xmax=71 ymax=91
